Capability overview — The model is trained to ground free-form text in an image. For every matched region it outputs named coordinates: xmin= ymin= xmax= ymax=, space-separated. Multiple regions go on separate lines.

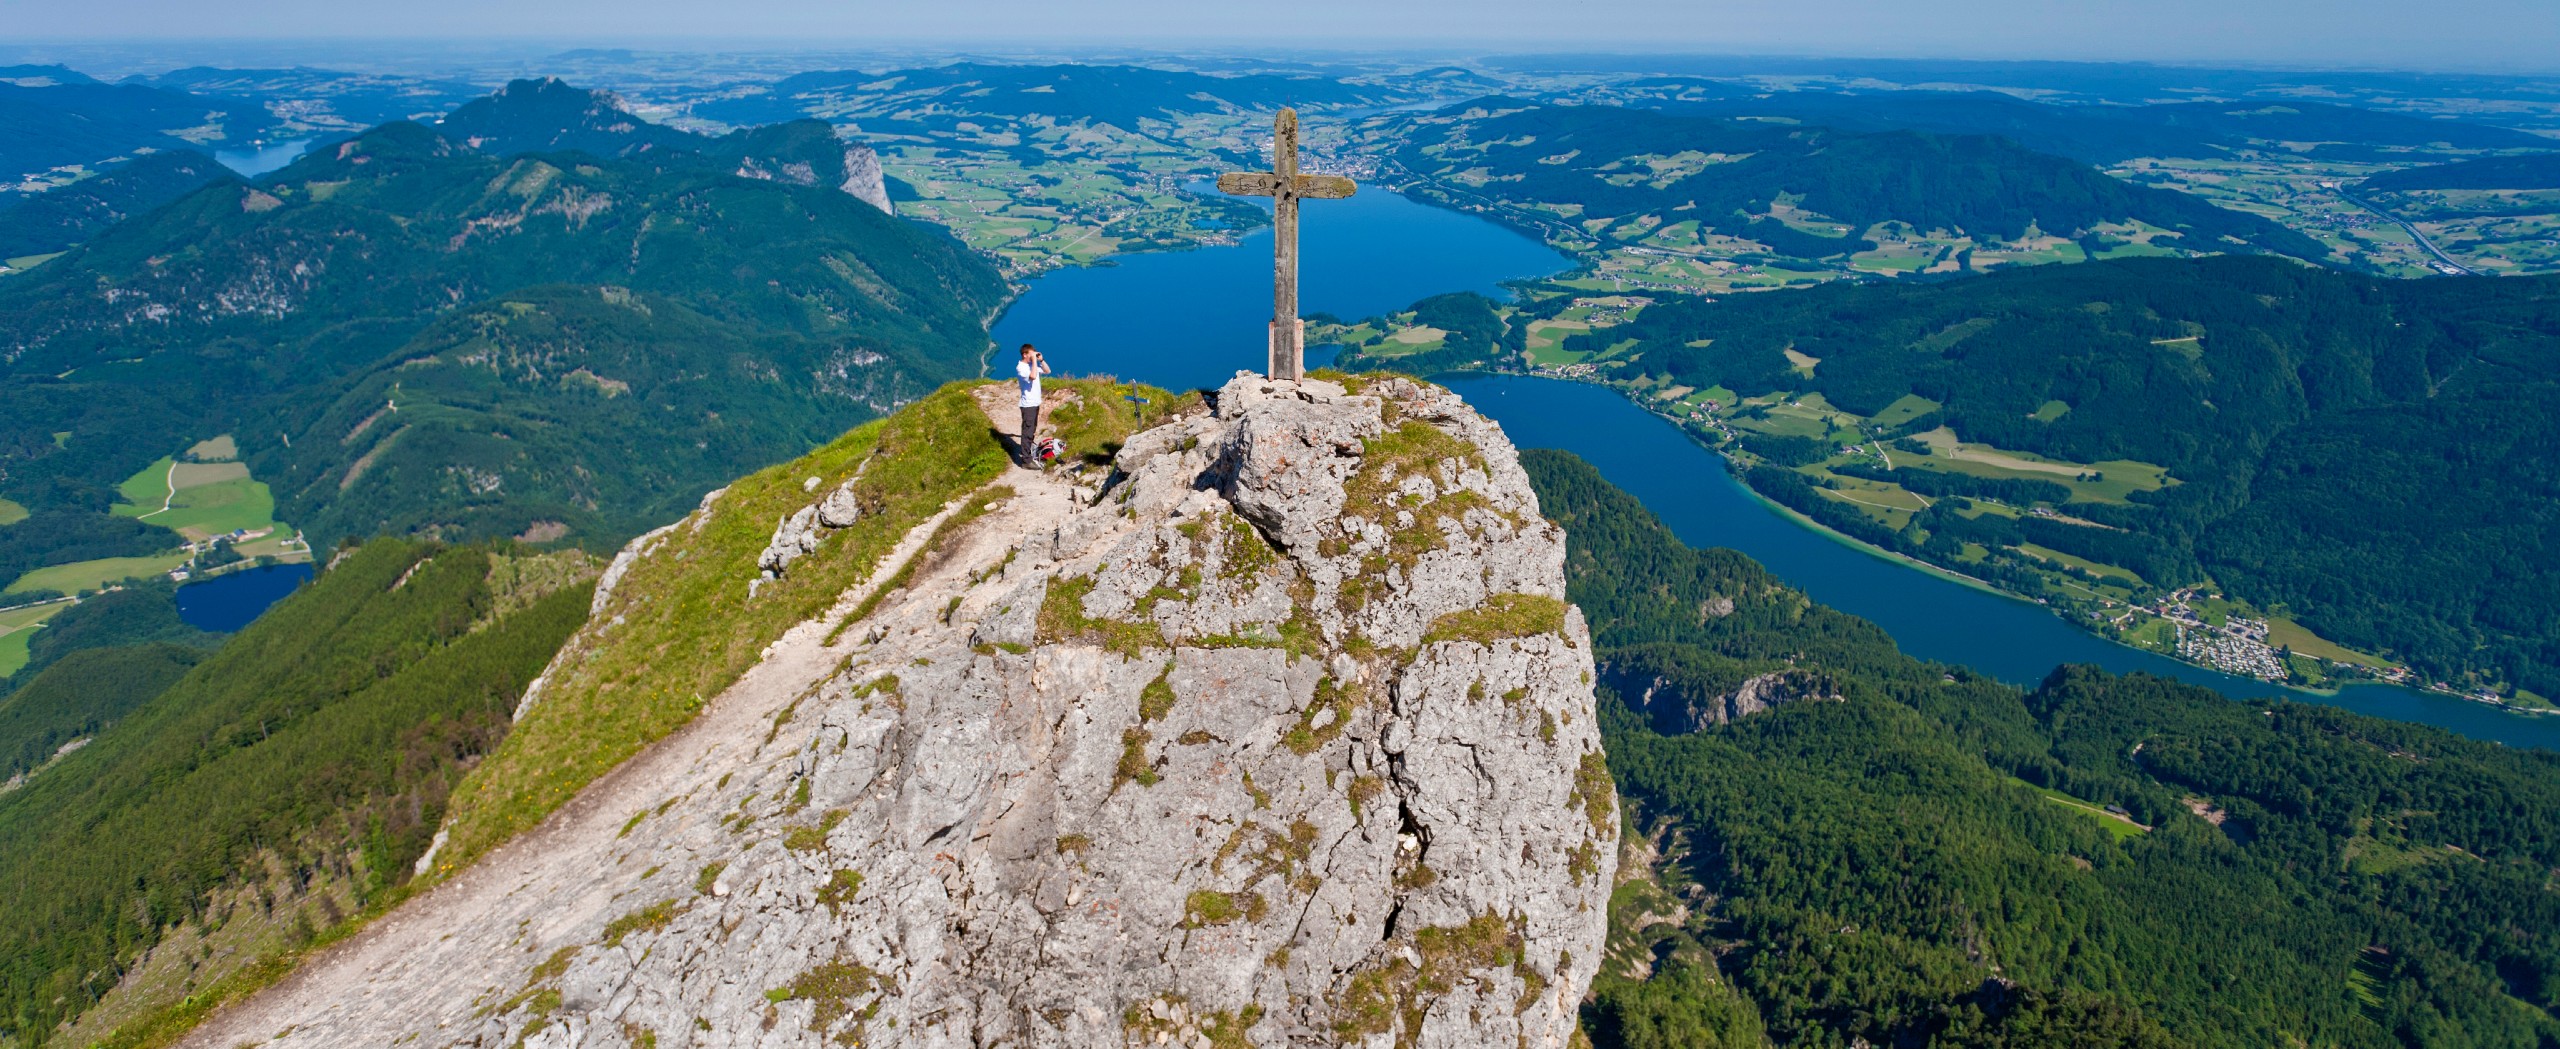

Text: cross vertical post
xmin=1218 ymin=107 xmax=1356 ymax=381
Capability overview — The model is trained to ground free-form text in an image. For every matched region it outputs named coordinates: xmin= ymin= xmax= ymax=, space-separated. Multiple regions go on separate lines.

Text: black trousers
xmin=1020 ymin=404 xmax=1040 ymax=463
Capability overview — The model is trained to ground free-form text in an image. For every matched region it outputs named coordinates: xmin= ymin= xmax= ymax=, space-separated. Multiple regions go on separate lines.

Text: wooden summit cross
xmin=1218 ymin=107 xmax=1355 ymax=381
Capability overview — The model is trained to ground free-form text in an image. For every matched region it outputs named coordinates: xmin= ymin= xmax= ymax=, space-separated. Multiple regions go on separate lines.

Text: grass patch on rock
xmin=1424 ymin=593 xmax=1567 ymax=645
xmin=1037 ymin=574 xmax=1166 ymax=658
xmin=601 ymin=899 xmax=677 ymax=948
xmin=1334 ymin=911 xmax=1546 ymax=1043
xmin=1046 ymin=377 xmax=1198 ymax=467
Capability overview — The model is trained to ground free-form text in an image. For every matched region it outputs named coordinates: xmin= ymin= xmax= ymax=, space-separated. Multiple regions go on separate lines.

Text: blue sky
xmin=4 ymin=0 xmax=2555 ymax=73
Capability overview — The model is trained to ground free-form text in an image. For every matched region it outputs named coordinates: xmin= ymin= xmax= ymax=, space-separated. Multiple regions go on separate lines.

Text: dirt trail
xmin=177 ymin=422 xmax=1081 ymax=1049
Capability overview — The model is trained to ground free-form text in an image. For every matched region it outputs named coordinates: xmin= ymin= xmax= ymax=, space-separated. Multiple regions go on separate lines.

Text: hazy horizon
xmin=5 ymin=0 xmax=2558 ymax=76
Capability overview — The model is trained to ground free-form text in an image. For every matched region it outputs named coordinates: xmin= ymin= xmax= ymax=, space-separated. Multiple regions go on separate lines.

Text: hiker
xmin=1015 ymin=343 xmax=1051 ymax=467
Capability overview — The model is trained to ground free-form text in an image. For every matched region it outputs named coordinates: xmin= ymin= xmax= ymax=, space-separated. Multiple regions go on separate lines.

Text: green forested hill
xmin=0 ymin=79 xmax=274 ymax=185
xmin=1585 ymin=256 xmax=2560 ymax=695
xmin=1524 ymin=450 xmax=2560 ymax=1049
xmin=0 ymin=541 xmax=592 ymax=1045
xmin=1377 ymin=100 xmax=2326 ymax=262
xmin=2362 ymin=153 xmax=2560 ymax=192
xmin=0 ymin=579 xmax=213 ymax=692
xmin=433 ymin=76 xmax=701 ymax=157
xmin=0 ymin=149 xmax=234 ymax=259
xmin=0 ymin=102 xmax=1007 ymax=548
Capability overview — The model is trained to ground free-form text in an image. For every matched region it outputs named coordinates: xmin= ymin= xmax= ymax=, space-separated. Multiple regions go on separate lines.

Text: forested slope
xmin=1525 ymin=450 xmax=2560 ymax=1048
xmin=0 ymin=541 xmax=593 ymax=1046
xmin=1585 ymin=256 xmax=2560 ymax=694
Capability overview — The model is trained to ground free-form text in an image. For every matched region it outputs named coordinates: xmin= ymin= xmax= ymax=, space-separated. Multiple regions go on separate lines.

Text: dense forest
xmin=0 ymin=541 xmax=592 ymax=1045
xmin=1579 ymin=256 xmax=2560 ymax=694
xmin=0 ymin=148 xmax=233 ymax=259
xmin=2362 ymin=153 xmax=2560 ymax=192
xmin=1524 ymin=449 xmax=2560 ymax=1048
xmin=1378 ymin=100 xmax=2326 ymax=260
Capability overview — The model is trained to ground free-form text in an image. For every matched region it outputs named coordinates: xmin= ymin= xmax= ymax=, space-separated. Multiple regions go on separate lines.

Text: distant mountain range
xmin=1379 ymin=98 xmax=2329 ymax=261
xmin=1606 ymin=83 xmax=2553 ymax=164
xmin=0 ymin=80 xmax=1004 ymax=556
xmin=1486 ymin=54 xmax=2560 ymax=115
xmin=0 ymin=78 xmax=274 ymax=183
xmin=695 ymin=61 xmax=1412 ymax=134
xmin=122 ymin=65 xmax=484 ymax=129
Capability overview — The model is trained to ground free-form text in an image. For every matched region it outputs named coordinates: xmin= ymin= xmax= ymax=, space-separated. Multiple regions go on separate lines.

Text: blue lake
xmin=992 ymin=183 xmax=1573 ymax=392
xmin=215 ymin=139 xmax=314 ymax=178
xmin=992 ymin=188 xmax=2560 ymax=751
xmin=176 ymin=563 xmax=315 ymax=632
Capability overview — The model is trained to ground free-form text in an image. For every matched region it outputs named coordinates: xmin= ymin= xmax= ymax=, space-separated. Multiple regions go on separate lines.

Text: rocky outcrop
xmin=758 ymin=469 xmax=866 ymax=583
xmin=839 ymin=144 xmax=891 ymax=213
xmin=180 ymin=374 xmax=1613 ymax=1049
xmin=733 ymin=138 xmax=890 ymax=214
xmin=1608 ymin=664 xmax=1841 ymax=733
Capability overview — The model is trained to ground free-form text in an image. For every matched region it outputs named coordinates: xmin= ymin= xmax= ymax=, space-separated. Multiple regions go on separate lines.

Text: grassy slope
xmin=433 ymin=382 xmax=1012 ymax=873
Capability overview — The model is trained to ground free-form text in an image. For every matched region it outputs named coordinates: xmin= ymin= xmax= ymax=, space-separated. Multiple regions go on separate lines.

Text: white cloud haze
xmin=1 ymin=0 xmax=2553 ymax=72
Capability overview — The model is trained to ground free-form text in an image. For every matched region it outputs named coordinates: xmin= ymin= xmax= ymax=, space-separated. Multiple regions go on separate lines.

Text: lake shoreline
xmin=970 ymin=183 xmax=2556 ymax=748
xmin=1544 ymin=366 xmax=2560 ymax=720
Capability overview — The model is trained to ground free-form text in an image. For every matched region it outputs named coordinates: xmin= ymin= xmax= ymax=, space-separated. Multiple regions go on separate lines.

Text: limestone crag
xmin=1610 ymin=664 xmax=1842 ymax=732
xmin=187 ymin=374 xmax=1614 ymax=1049
xmin=839 ymin=144 xmax=892 ymax=213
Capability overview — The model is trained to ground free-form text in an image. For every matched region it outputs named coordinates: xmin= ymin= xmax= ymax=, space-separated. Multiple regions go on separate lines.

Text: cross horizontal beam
xmin=1214 ymin=171 xmax=1357 ymax=200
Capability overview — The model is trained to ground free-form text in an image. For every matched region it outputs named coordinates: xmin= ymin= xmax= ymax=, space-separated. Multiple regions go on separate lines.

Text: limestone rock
xmin=814 ymin=483 xmax=863 ymax=528
xmin=755 ymin=505 xmax=822 ymax=576
xmin=186 ymin=376 xmax=1614 ymax=1049
xmin=1612 ymin=665 xmax=1841 ymax=732
xmin=839 ymin=144 xmax=892 ymax=214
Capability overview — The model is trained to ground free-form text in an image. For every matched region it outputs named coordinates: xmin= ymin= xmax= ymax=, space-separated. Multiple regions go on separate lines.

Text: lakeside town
xmin=1493 ymin=331 xmax=2557 ymax=711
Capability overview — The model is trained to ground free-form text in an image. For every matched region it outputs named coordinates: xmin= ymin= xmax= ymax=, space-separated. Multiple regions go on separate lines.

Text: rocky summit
xmin=180 ymin=374 xmax=1614 ymax=1049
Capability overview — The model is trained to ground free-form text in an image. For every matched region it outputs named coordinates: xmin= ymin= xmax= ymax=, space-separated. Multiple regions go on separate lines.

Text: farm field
xmin=2269 ymin=616 xmax=2395 ymax=670
xmin=0 ymin=498 xmax=25 ymax=527
xmin=2017 ymin=542 xmax=2145 ymax=586
xmin=0 ymin=601 xmax=71 ymax=678
xmin=4 ymin=554 xmax=190 ymax=598
xmin=880 ymin=137 xmax=1267 ymax=276
xmin=2004 ymin=775 xmax=2148 ymax=841
xmin=111 ymin=454 xmax=285 ymax=542
xmin=1867 ymin=394 xmax=1940 ymax=429
xmin=1903 ymin=427 xmax=2171 ymax=503
xmin=2 ymin=252 xmax=64 ymax=275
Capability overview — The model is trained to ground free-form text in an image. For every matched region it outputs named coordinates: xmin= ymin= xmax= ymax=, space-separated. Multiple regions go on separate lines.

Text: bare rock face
xmin=838 ymin=144 xmax=892 ymax=214
xmin=217 ymin=375 xmax=1614 ymax=1049
xmin=1610 ymin=665 xmax=1841 ymax=732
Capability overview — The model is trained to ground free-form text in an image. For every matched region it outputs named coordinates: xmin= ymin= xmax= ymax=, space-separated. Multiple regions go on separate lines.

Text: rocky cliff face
xmin=1606 ymin=665 xmax=1842 ymax=733
xmin=179 ymin=374 xmax=1613 ymax=1049
xmin=839 ymin=144 xmax=892 ymax=214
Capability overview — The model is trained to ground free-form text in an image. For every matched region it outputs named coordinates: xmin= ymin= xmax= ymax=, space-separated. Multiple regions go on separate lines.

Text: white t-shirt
xmin=1017 ymin=357 xmax=1046 ymax=408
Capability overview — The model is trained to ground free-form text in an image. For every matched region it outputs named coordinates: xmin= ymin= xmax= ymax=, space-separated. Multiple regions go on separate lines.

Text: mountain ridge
xmin=166 ymin=373 xmax=1614 ymax=1049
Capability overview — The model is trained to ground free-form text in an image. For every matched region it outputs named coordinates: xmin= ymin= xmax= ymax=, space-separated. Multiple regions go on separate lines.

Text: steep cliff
xmin=178 ymin=374 xmax=1614 ymax=1049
